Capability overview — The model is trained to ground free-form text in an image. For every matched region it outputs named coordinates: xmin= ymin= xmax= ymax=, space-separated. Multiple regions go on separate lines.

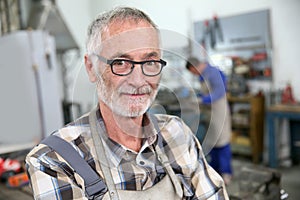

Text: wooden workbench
xmin=266 ymin=104 xmax=300 ymax=168
xmin=268 ymin=104 xmax=300 ymax=113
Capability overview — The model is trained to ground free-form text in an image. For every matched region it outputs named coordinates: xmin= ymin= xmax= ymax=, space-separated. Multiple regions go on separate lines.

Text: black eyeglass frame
xmin=94 ymin=54 xmax=167 ymax=77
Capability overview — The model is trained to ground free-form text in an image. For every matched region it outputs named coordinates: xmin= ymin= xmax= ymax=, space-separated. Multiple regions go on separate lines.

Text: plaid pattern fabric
xmin=26 ymin=109 xmax=228 ymax=200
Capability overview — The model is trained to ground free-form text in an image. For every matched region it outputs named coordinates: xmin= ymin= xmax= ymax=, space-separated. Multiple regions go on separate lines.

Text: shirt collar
xmin=94 ymin=107 xmax=159 ymax=166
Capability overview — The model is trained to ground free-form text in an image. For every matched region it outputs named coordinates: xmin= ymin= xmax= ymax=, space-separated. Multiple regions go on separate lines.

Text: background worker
xmin=186 ymin=57 xmax=233 ymax=184
xmin=26 ymin=7 xmax=228 ymax=199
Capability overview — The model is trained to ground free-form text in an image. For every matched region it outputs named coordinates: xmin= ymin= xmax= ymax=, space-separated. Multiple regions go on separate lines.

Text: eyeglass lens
xmin=112 ymin=60 xmax=163 ymax=76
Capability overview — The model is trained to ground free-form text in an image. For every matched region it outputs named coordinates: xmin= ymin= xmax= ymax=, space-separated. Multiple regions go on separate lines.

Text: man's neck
xmin=99 ymin=102 xmax=143 ymax=152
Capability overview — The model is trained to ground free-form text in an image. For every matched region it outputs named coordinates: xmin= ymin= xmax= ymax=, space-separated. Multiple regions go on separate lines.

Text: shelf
xmin=213 ymin=44 xmax=266 ymax=52
xmin=231 ymin=143 xmax=252 ymax=156
xmin=247 ymin=76 xmax=272 ymax=81
xmin=232 ymin=124 xmax=250 ymax=129
xmin=228 ymin=94 xmax=265 ymax=163
xmin=227 ymin=94 xmax=253 ymax=102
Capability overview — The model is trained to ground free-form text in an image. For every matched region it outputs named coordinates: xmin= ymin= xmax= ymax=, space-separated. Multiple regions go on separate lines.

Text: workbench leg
xmin=268 ymin=113 xmax=277 ymax=167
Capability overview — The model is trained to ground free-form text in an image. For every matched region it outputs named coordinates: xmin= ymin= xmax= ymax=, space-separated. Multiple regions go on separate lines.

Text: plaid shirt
xmin=26 ymin=109 xmax=228 ymax=200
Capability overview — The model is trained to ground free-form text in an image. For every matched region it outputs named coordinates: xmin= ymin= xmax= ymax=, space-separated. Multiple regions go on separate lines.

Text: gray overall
xmin=200 ymin=80 xmax=231 ymax=149
xmin=89 ymin=108 xmax=183 ymax=200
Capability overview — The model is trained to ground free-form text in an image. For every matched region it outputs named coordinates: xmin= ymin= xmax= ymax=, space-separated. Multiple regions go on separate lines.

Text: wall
xmin=56 ymin=0 xmax=300 ymax=111
xmin=56 ymin=0 xmax=96 ymax=112
xmin=270 ymin=1 xmax=300 ymax=98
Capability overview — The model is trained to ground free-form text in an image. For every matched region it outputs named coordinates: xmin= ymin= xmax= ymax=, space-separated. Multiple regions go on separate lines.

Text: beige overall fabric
xmin=89 ymin=108 xmax=183 ymax=200
xmin=200 ymin=81 xmax=232 ymax=149
xmin=102 ymin=174 xmax=180 ymax=200
xmin=207 ymin=95 xmax=231 ymax=147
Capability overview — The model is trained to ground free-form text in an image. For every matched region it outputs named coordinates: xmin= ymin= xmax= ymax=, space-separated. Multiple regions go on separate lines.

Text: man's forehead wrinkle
xmin=99 ymin=26 xmax=160 ymax=57
xmin=110 ymin=51 xmax=160 ymax=60
xmin=101 ymin=20 xmax=158 ymax=42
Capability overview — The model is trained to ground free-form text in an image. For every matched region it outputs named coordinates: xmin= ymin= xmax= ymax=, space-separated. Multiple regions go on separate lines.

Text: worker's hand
xmin=197 ymin=92 xmax=203 ymax=98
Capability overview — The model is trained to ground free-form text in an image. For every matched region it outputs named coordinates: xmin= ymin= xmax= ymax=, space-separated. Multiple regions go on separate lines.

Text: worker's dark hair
xmin=185 ymin=57 xmax=201 ymax=70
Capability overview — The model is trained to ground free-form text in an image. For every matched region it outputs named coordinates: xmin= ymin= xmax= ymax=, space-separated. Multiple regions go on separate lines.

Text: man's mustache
xmin=118 ymin=85 xmax=152 ymax=95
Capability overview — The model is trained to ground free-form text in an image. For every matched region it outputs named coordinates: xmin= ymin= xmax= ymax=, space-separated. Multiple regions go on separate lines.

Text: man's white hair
xmin=85 ymin=6 xmax=158 ymax=55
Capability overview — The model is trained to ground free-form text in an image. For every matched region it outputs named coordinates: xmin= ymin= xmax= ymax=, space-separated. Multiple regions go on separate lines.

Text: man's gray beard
xmin=96 ymin=77 xmax=157 ymax=117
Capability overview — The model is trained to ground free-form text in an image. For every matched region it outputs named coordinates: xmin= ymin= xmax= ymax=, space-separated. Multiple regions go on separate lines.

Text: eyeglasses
xmin=94 ymin=54 xmax=167 ymax=77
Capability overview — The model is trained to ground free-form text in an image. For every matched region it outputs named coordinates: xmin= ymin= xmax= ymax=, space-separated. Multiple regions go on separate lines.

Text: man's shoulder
xmin=150 ymin=113 xmax=192 ymax=138
xmin=150 ymin=114 xmax=196 ymax=157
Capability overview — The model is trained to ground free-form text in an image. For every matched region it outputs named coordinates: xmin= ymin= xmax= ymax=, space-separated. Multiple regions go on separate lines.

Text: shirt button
xmin=139 ymin=161 xmax=145 ymax=165
xmin=157 ymin=155 xmax=162 ymax=162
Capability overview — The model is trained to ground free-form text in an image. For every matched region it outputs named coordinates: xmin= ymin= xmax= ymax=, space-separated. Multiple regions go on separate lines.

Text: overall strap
xmin=150 ymin=114 xmax=183 ymax=198
xmin=89 ymin=107 xmax=120 ymax=200
xmin=41 ymin=135 xmax=107 ymax=199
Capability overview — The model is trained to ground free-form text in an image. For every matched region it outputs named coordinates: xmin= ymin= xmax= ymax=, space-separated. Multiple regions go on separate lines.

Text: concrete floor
xmin=0 ymin=184 xmax=32 ymax=200
xmin=276 ymin=164 xmax=300 ymax=199
xmin=0 ymin=156 xmax=299 ymax=200
xmin=227 ymin=157 xmax=300 ymax=200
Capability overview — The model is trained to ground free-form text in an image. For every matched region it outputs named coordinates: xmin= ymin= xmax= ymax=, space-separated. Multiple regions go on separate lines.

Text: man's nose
xmin=127 ymin=64 xmax=146 ymax=86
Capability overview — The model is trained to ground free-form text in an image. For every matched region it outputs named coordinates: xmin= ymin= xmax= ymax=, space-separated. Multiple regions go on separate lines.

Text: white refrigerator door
xmin=0 ymin=30 xmax=63 ymax=145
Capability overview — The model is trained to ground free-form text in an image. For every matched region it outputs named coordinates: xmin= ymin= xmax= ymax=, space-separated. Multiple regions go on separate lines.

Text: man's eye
xmin=113 ymin=60 xmax=126 ymax=66
xmin=145 ymin=61 xmax=156 ymax=66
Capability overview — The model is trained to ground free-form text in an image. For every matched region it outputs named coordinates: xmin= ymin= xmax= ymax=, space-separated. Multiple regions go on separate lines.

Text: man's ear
xmin=84 ymin=54 xmax=97 ymax=83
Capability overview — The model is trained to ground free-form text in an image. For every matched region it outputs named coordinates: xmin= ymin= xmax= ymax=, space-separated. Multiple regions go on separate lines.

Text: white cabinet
xmin=0 ymin=30 xmax=63 ymax=146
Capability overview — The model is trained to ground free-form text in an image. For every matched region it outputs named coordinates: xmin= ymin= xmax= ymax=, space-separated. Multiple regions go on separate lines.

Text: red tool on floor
xmin=0 ymin=157 xmax=22 ymax=181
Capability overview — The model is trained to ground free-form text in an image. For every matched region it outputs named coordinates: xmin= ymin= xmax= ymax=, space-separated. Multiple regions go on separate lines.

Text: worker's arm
xmin=201 ymin=68 xmax=226 ymax=104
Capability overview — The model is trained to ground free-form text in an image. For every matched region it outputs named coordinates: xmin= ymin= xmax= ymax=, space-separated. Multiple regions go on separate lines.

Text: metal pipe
xmin=0 ymin=0 xmax=4 ymax=34
xmin=17 ymin=0 xmax=25 ymax=29
xmin=4 ymin=0 xmax=10 ymax=32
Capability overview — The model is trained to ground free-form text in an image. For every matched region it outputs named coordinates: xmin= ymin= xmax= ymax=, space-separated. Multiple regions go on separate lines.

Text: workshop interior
xmin=0 ymin=0 xmax=299 ymax=199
